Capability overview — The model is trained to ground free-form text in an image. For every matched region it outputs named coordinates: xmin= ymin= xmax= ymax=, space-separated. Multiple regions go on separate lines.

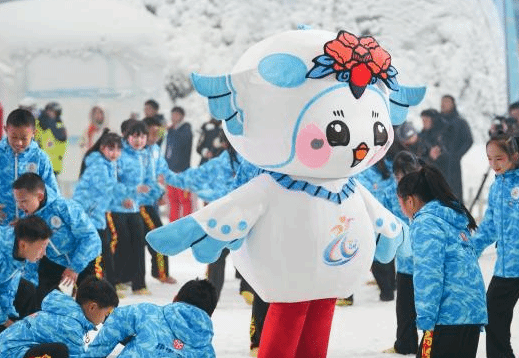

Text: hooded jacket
xmin=0 ymin=226 xmax=26 ymax=325
xmin=85 ymin=302 xmax=215 ymax=358
xmin=0 ymin=290 xmax=95 ymax=358
xmin=471 ymin=168 xmax=519 ymax=277
xmin=73 ymin=152 xmax=132 ymax=230
xmin=411 ymin=200 xmax=487 ymax=331
xmin=110 ymin=142 xmax=160 ymax=213
xmin=0 ymin=137 xmax=59 ymax=225
xmin=24 ymin=185 xmax=101 ymax=274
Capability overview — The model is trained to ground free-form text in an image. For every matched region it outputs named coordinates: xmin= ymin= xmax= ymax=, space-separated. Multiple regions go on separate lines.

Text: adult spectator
xmin=418 ymin=108 xmax=449 ymax=177
xmin=80 ymin=105 xmax=109 ymax=152
xmin=143 ymin=99 xmax=165 ymax=146
xmin=164 ymin=106 xmax=193 ymax=223
xmin=396 ymin=122 xmax=429 ymax=160
xmin=196 ymin=118 xmax=225 ymax=165
xmin=35 ymin=102 xmax=68 ymax=176
xmin=440 ymin=95 xmax=473 ymax=203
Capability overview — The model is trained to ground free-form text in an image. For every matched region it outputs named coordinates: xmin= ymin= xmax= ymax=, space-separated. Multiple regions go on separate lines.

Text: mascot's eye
xmin=326 ymin=120 xmax=350 ymax=147
xmin=373 ymin=121 xmax=388 ymax=146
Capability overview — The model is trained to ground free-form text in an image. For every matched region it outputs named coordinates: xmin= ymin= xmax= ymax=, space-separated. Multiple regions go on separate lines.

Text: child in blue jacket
xmin=0 ymin=276 xmax=119 ymax=358
xmin=0 ymin=108 xmax=59 ymax=225
xmin=140 ymin=117 xmax=176 ymax=285
xmin=356 ymin=158 xmax=397 ymax=302
xmin=109 ymin=120 xmax=158 ymax=295
xmin=74 ymin=130 xmax=126 ymax=287
xmin=12 ymin=172 xmax=101 ymax=305
xmin=471 ymin=134 xmax=519 ymax=358
xmin=397 ymin=165 xmax=487 ymax=358
xmin=0 ymin=216 xmax=51 ymax=333
xmin=85 ymin=279 xmax=217 ymax=358
xmin=382 ymin=150 xmax=421 ymax=355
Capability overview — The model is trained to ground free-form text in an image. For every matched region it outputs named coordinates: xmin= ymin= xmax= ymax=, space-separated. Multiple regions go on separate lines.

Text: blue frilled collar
xmin=258 ymin=169 xmax=356 ymax=204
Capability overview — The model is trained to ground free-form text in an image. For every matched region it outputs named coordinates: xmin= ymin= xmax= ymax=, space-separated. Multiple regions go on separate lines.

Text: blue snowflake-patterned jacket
xmin=380 ymin=180 xmax=413 ymax=274
xmin=152 ymin=149 xmax=258 ymax=203
xmin=140 ymin=144 xmax=170 ymax=206
xmin=412 ymin=200 xmax=487 ymax=331
xmin=355 ymin=161 xmax=413 ymax=272
xmin=0 ymin=226 xmax=26 ymax=325
xmin=0 ymin=290 xmax=95 ymax=358
xmin=85 ymin=302 xmax=215 ymax=358
xmin=23 ymin=186 xmax=101 ymax=274
xmin=354 ymin=160 xmax=394 ymax=202
xmin=73 ymin=152 xmax=131 ymax=230
xmin=110 ymin=141 xmax=161 ymax=213
xmin=471 ymin=168 xmax=519 ymax=277
xmin=0 ymin=137 xmax=59 ymax=225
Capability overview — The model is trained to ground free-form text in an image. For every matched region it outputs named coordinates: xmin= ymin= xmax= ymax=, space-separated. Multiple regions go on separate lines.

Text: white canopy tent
xmin=0 ymin=0 xmax=169 ymax=188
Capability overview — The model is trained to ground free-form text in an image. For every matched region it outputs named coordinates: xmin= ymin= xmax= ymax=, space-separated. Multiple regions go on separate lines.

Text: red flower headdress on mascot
xmin=307 ymin=31 xmax=399 ymax=99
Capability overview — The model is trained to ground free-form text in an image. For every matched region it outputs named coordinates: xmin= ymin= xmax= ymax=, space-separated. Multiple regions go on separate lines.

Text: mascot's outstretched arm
xmin=146 ymin=175 xmax=268 ymax=263
xmin=355 ymin=181 xmax=411 ymax=262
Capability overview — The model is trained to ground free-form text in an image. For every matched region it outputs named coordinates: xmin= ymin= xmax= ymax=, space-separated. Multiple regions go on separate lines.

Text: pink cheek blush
xmin=296 ymin=123 xmax=332 ymax=168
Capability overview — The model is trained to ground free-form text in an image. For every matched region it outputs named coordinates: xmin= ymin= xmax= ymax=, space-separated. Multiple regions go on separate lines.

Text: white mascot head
xmin=192 ymin=28 xmax=425 ymax=178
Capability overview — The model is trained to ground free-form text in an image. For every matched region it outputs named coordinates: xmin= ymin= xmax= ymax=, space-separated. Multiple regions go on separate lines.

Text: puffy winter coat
xmin=24 ymin=186 xmax=101 ymax=274
xmin=471 ymin=168 xmax=519 ymax=277
xmin=85 ymin=302 xmax=215 ymax=358
xmin=0 ymin=226 xmax=26 ymax=324
xmin=110 ymin=141 xmax=161 ymax=213
xmin=73 ymin=152 xmax=130 ymax=230
xmin=0 ymin=137 xmax=59 ymax=225
xmin=0 ymin=290 xmax=95 ymax=358
xmin=411 ymin=200 xmax=487 ymax=331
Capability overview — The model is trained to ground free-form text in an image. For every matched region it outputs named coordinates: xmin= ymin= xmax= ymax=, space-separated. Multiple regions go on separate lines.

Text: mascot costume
xmin=147 ymin=28 xmax=425 ymax=357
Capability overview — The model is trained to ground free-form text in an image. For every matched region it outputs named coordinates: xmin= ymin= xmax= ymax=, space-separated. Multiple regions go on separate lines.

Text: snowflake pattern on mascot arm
xmin=147 ymin=28 xmax=425 ymax=358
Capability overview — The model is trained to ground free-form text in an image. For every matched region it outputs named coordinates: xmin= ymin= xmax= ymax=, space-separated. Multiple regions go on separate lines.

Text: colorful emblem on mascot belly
xmin=323 ymin=216 xmax=358 ymax=266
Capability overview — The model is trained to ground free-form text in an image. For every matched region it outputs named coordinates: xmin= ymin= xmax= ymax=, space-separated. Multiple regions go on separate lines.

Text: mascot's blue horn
xmin=389 ymin=86 xmax=427 ymax=125
xmin=191 ymin=73 xmax=244 ymax=135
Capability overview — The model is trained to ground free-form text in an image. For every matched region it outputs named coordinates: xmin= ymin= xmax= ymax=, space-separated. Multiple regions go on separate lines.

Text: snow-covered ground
xmin=107 ymin=235 xmax=514 ymax=358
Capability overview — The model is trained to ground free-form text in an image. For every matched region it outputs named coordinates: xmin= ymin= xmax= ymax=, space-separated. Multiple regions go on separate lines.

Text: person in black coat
xmin=418 ymin=108 xmax=450 ymax=178
xmin=440 ymin=95 xmax=473 ymax=203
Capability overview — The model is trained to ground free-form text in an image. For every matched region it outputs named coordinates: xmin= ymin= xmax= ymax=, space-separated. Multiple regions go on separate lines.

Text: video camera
xmin=488 ymin=115 xmax=519 ymax=137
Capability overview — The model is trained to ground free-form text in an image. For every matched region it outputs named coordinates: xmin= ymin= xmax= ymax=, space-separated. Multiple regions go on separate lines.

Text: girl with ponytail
xmin=471 ymin=134 xmax=519 ymax=358
xmin=397 ymin=165 xmax=487 ymax=358
xmin=73 ymin=129 xmax=124 ymax=287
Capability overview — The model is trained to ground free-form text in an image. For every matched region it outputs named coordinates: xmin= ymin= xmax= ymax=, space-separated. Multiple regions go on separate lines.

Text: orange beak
xmin=351 ymin=142 xmax=369 ymax=167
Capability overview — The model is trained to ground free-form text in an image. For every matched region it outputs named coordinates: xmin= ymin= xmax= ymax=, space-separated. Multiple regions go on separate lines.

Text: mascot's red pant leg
xmin=258 ymin=298 xmax=336 ymax=358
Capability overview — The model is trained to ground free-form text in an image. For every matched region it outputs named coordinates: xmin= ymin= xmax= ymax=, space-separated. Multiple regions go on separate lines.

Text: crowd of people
xmin=0 ymin=93 xmax=518 ymax=358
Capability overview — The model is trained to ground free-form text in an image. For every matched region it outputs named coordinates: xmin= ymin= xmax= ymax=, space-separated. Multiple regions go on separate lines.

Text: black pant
xmin=109 ymin=212 xmax=146 ymax=291
xmin=23 ymin=343 xmax=69 ymax=358
xmin=0 ymin=278 xmax=37 ymax=333
xmin=140 ymin=205 xmax=170 ymax=280
xmin=207 ymin=249 xmax=253 ymax=302
xmin=394 ymin=272 xmax=418 ymax=354
xmin=36 ymin=257 xmax=97 ymax=308
xmin=371 ymin=259 xmax=396 ymax=300
xmin=486 ymin=276 xmax=519 ymax=358
xmin=250 ymin=291 xmax=269 ymax=349
xmin=417 ymin=325 xmax=480 ymax=358
xmin=98 ymin=227 xmax=116 ymax=286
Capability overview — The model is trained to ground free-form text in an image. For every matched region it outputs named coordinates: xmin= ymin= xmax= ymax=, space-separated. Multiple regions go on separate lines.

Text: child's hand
xmin=157 ymin=194 xmax=167 ymax=206
xmin=61 ymin=268 xmax=78 ymax=287
xmin=122 ymin=199 xmax=134 ymax=209
xmin=137 ymin=185 xmax=150 ymax=194
xmin=158 ymin=174 xmax=165 ymax=186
